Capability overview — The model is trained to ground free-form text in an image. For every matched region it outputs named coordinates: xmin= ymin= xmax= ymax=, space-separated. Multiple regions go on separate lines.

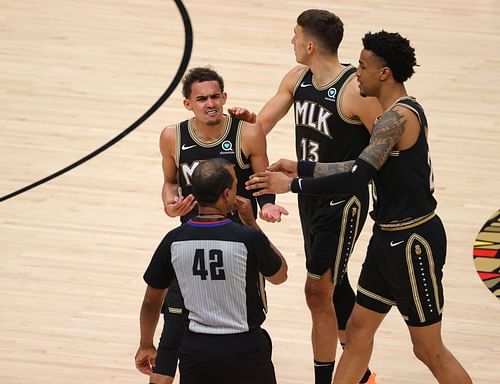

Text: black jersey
xmin=293 ymin=66 xmax=370 ymax=164
xmin=176 ymin=116 xmax=255 ymax=222
xmin=143 ymin=218 xmax=282 ymax=334
xmin=371 ymin=97 xmax=437 ymax=227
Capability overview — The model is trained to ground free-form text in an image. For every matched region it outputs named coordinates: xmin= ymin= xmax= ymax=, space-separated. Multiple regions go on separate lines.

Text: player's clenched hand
xmin=228 ymin=106 xmax=256 ymax=123
xmin=246 ymin=171 xmax=293 ymax=196
xmin=164 ymin=194 xmax=197 ymax=217
xmin=259 ymin=203 xmax=289 ymax=223
xmin=135 ymin=345 xmax=157 ymax=375
xmin=267 ymin=159 xmax=298 ymax=177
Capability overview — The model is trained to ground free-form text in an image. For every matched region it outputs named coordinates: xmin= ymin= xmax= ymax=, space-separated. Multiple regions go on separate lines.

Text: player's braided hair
xmin=362 ymin=31 xmax=418 ymax=83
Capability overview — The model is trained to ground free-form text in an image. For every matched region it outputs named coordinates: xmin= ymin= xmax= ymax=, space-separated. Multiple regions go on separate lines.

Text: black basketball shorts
xmin=298 ymin=189 xmax=369 ymax=283
xmin=357 ymin=215 xmax=447 ymax=326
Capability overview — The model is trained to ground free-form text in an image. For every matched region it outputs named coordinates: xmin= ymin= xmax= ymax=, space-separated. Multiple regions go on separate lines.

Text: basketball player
xmin=246 ymin=30 xmax=473 ymax=384
xmin=135 ymin=158 xmax=287 ymax=384
xmin=230 ymin=9 xmax=381 ymax=384
xmin=153 ymin=66 xmax=289 ymax=384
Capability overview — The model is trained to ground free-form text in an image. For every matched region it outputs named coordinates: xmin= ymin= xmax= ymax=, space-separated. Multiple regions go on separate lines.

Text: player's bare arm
xmin=229 ymin=65 xmax=304 ymax=132
xmin=159 ymin=125 xmax=178 ymax=203
xmin=254 ymin=65 xmax=304 ymax=134
xmin=241 ymin=121 xmax=269 ymax=174
xmin=160 ymin=125 xmax=196 ymax=217
xmin=242 ymin=122 xmax=289 ymax=221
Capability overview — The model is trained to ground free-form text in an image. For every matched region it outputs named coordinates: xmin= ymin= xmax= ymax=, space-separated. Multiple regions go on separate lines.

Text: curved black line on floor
xmin=0 ymin=0 xmax=193 ymax=203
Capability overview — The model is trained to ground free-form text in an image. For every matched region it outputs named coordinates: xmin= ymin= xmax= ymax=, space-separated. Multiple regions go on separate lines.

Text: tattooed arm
xmin=289 ymin=108 xmax=406 ymax=194
xmin=313 ymin=161 xmax=356 ymax=177
xmin=359 ymin=108 xmax=406 ymax=170
xmin=245 ymin=107 xmax=407 ymax=196
xmin=296 ymin=109 xmax=405 ymax=180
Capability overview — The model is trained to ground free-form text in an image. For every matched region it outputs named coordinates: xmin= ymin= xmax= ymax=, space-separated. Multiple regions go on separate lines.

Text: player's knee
xmin=305 ymin=286 xmax=331 ymax=311
xmin=344 ymin=314 xmax=373 ymax=345
xmin=412 ymin=341 xmax=445 ymax=369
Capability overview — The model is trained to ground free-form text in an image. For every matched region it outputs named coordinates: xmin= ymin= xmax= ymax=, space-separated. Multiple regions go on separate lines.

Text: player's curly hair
xmin=362 ymin=31 xmax=418 ymax=83
xmin=192 ymin=158 xmax=234 ymax=205
xmin=182 ymin=66 xmax=224 ymax=98
xmin=297 ymin=9 xmax=344 ymax=54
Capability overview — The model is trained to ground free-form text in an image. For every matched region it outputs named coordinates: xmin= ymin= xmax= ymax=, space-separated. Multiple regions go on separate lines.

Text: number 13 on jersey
xmin=300 ymin=137 xmax=320 ymax=162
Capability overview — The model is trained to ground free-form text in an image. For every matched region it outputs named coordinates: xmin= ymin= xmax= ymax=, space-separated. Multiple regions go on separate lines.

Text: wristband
xmin=290 ymin=178 xmax=301 ymax=193
xmin=256 ymin=193 xmax=276 ymax=208
xmin=297 ymin=160 xmax=316 ymax=177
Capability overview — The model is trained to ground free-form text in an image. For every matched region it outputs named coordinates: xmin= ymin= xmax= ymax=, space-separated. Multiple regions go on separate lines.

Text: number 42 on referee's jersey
xmin=192 ymin=249 xmax=226 ymax=281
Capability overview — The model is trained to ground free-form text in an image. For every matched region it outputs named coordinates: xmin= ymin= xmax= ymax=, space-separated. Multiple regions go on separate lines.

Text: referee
xmin=135 ymin=157 xmax=288 ymax=384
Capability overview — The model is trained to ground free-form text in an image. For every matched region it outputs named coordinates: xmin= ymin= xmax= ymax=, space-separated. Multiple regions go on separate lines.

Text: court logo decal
xmin=473 ymin=209 xmax=500 ymax=300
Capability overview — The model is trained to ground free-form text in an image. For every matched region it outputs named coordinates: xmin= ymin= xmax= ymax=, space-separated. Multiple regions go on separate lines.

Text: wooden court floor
xmin=1 ymin=1 xmax=499 ymax=383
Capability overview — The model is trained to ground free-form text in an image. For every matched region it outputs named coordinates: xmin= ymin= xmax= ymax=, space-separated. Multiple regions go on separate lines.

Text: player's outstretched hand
xmin=267 ymin=158 xmax=298 ymax=177
xmin=135 ymin=345 xmax=157 ymax=375
xmin=164 ymin=194 xmax=197 ymax=217
xmin=246 ymin=171 xmax=292 ymax=196
xmin=228 ymin=106 xmax=256 ymax=123
xmin=260 ymin=203 xmax=289 ymax=223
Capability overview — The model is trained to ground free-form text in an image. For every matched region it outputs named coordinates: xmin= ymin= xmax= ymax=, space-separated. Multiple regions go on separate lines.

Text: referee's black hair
xmin=192 ymin=158 xmax=234 ymax=205
xmin=362 ymin=31 xmax=418 ymax=83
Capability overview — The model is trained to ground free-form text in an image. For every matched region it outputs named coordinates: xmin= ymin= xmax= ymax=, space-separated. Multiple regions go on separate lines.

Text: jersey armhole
xmin=337 ymin=72 xmax=364 ymax=126
xmin=292 ymin=67 xmax=310 ymax=96
xmin=236 ymin=121 xmax=251 ymax=169
xmin=174 ymin=122 xmax=181 ymax=167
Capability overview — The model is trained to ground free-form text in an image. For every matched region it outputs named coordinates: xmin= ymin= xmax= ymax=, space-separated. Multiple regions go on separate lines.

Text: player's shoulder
xmin=343 ymin=73 xmax=362 ymax=98
xmin=285 ymin=64 xmax=308 ymax=83
xmin=159 ymin=122 xmax=180 ymax=146
xmin=392 ymin=102 xmax=420 ymax=122
xmin=343 ymin=78 xmax=382 ymax=112
xmin=160 ymin=122 xmax=178 ymax=136
xmin=289 ymin=64 xmax=308 ymax=75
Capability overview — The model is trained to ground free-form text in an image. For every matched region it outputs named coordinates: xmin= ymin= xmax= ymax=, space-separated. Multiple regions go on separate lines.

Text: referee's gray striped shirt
xmin=172 ymin=239 xmax=250 ymax=334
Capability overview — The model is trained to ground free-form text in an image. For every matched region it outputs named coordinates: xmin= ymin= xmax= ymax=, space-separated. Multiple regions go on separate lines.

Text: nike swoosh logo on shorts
xmin=390 ymin=240 xmax=405 ymax=247
xmin=181 ymin=144 xmax=197 ymax=150
xmin=329 ymin=199 xmax=346 ymax=207
xmin=300 ymin=82 xmax=313 ymax=88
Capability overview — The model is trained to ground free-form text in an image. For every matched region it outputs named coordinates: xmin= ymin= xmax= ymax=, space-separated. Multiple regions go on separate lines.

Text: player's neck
xmin=192 ymin=115 xmax=228 ymax=142
xmin=309 ymin=56 xmax=345 ymax=86
xmin=378 ymin=83 xmax=408 ymax=111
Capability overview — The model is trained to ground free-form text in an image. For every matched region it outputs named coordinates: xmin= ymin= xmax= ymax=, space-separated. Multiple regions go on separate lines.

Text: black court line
xmin=0 ymin=0 xmax=193 ymax=203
